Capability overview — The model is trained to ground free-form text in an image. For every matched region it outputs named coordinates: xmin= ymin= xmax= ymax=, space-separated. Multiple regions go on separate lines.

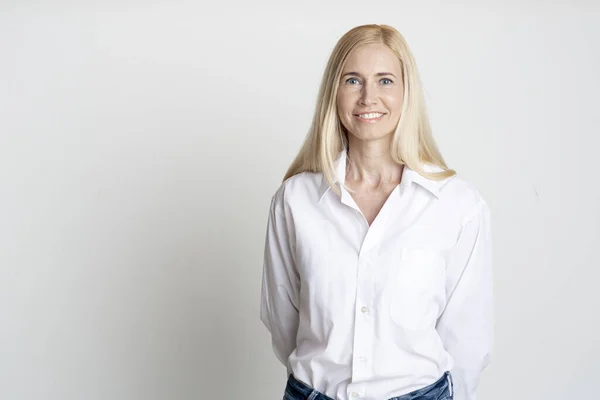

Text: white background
xmin=1 ymin=1 xmax=599 ymax=399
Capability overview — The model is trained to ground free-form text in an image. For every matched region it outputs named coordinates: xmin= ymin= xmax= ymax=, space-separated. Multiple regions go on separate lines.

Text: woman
xmin=260 ymin=24 xmax=493 ymax=400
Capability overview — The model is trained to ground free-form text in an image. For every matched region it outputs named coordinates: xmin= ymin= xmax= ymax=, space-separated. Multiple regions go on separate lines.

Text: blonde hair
xmin=283 ymin=24 xmax=456 ymax=192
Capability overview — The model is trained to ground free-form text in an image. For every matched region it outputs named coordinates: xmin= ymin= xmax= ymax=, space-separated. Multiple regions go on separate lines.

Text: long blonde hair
xmin=283 ymin=24 xmax=456 ymax=192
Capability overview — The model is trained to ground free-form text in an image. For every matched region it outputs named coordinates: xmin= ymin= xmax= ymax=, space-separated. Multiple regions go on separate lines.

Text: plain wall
xmin=1 ymin=1 xmax=599 ymax=399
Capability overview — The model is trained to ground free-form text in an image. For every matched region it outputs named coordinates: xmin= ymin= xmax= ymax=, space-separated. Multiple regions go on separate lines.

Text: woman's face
xmin=336 ymin=43 xmax=404 ymax=142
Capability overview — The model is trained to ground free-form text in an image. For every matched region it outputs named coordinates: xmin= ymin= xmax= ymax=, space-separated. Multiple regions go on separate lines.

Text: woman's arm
xmin=436 ymin=199 xmax=494 ymax=400
xmin=260 ymin=192 xmax=300 ymax=374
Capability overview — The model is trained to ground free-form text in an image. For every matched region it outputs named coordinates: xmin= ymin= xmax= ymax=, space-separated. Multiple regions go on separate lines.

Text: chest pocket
xmin=389 ymin=248 xmax=445 ymax=331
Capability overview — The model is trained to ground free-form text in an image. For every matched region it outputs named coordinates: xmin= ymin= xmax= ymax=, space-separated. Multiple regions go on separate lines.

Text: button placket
xmin=351 ymin=250 xmax=374 ymax=400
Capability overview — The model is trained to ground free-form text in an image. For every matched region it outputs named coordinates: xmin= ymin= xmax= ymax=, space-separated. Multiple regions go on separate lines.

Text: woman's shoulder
xmin=437 ymin=170 xmax=490 ymax=222
xmin=269 ymin=171 xmax=323 ymax=210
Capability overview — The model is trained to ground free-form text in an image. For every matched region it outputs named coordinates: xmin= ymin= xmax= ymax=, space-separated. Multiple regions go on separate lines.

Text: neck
xmin=345 ymin=134 xmax=402 ymax=188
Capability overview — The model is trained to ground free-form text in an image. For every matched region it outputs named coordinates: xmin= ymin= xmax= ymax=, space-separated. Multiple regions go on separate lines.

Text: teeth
xmin=358 ymin=113 xmax=383 ymax=119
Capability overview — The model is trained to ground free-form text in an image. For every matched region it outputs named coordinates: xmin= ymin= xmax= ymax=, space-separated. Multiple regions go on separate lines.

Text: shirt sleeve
xmin=260 ymin=193 xmax=300 ymax=374
xmin=436 ymin=199 xmax=494 ymax=400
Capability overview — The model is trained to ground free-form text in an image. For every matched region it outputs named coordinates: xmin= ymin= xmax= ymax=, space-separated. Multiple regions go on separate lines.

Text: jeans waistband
xmin=285 ymin=371 xmax=453 ymax=400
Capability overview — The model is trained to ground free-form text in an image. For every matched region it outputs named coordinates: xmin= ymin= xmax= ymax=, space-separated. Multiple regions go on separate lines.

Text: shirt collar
xmin=318 ymin=150 xmax=441 ymax=201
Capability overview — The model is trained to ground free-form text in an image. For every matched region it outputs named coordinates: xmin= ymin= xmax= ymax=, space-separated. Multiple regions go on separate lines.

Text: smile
xmin=355 ymin=113 xmax=385 ymax=122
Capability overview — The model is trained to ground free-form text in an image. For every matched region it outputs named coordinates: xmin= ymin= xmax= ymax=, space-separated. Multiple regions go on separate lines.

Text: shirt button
xmin=358 ymin=356 xmax=366 ymax=362
xmin=351 ymin=392 xmax=359 ymax=397
xmin=361 ymin=306 xmax=369 ymax=313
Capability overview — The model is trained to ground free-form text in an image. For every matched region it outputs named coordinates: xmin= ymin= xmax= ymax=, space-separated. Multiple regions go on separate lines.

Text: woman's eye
xmin=346 ymin=78 xmax=360 ymax=85
xmin=381 ymin=78 xmax=393 ymax=85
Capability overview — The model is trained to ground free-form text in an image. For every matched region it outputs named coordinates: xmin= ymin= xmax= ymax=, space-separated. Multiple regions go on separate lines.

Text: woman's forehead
xmin=343 ymin=44 xmax=401 ymax=74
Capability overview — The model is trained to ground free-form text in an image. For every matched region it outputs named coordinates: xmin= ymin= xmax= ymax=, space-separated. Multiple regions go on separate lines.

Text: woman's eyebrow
xmin=341 ymin=72 xmax=397 ymax=78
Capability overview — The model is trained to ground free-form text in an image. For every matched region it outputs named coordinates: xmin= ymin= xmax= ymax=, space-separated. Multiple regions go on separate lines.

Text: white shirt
xmin=260 ymin=150 xmax=494 ymax=400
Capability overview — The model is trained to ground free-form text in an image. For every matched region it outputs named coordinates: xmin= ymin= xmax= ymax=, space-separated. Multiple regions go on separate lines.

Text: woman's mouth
xmin=354 ymin=112 xmax=385 ymax=123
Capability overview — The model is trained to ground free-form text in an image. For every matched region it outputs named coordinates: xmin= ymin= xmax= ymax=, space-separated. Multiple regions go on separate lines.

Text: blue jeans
xmin=283 ymin=371 xmax=453 ymax=400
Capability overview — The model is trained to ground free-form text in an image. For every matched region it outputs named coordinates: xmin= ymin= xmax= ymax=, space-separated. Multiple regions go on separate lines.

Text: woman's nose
xmin=359 ymin=85 xmax=377 ymax=105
